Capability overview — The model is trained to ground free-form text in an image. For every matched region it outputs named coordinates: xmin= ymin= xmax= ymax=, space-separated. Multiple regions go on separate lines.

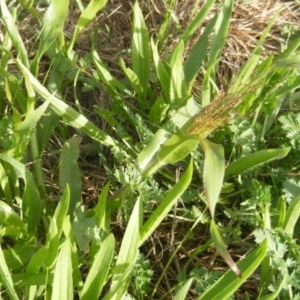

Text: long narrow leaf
xmin=225 ymin=147 xmax=291 ymax=178
xmin=139 ymin=159 xmax=193 ymax=245
xmin=51 ymin=239 xmax=73 ymax=300
xmin=81 ymin=234 xmax=115 ymax=300
xmin=199 ymin=139 xmax=225 ymax=217
xmin=59 ymin=136 xmax=82 ymax=218
xmin=0 ymin=155 xmax=41 ymax=233
xmin=282 ymin=194 xmax=300 ymax=235
xmin=199 ymin=239 xmax=267 ymax=300
xmin=132 ymin=1 xmax=150 ymax=102
xmin=110 ymin=197 xmax=142 ymax=299
xmin=68 ymin=0 xmax=108 ymax=51
xmin=0 ymin=245 xmax=19 ymax=300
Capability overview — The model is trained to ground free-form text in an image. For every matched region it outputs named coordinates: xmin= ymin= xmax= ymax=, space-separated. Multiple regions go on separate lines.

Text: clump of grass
xmin=0 ymin=0 xmax=300 ymax=299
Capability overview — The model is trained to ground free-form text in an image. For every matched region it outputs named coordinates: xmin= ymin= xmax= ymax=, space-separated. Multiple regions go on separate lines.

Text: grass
xmin=0 ymin=0 xmax=300 ymax=299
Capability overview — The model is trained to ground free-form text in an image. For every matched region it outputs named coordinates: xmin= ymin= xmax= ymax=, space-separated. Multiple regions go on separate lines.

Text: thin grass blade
xmin=282 ymin=194 xmax=300 ymax=235
xmin=198 ymin=239 xmax=267 ymax=300
xmin=0 ymin=245 xmax=19 ymax=300
xmin=132 ymin=1 xmax=150 ymax=103
xmin=110 ymin=197 xmax=142 ymax=299
xmin=210 ymin=220 xmax=240 ymax=277
xmin=59 ymin=136 xmax=82 ymax=218
xmin=80 ymin=234 xmax=115 ymax=300
xmin=68 ymin=0 xmax=107 ymax=51
xmin=225 ymin=147 xmax=291 ymax=178
xmin=139 ymin=159 xmax=193 ymax=245
xmin=173 ymin=278 xmax=193 ymax=300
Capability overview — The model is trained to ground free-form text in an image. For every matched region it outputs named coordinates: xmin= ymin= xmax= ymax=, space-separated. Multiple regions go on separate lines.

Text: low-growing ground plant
xmin=0 ymin=0 xmax=300 ymax=299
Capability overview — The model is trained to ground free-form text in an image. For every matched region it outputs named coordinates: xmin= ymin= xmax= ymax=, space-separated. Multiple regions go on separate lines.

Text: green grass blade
xmin=151 ymin=39 xmax=171 ymax=103
xmin=0 ymin=245 xmax=19 ymax=300
xmin=68 ymin=0 xmax=108 ymax=52
xmin=80 ymin=234 xmax=115 ymax=300
xmin=51 ymin=239 xmax=73 ymax=300
xmin=95 ymin=182 xmax=110 ymax=231
xmin=184 ymin=13 xmax=216 ymax=88
xmin=4 ymin=243 xmax=36 ymax=271
xmin=169 ymin=40 xmax=187 ymax=104
xmin=0 ymin=155 xmax=41 ymax=233
xmin=0 ymin=1 xmax=29 ymax=67
xmin=0 ymin=162 xmax=13 ymax=206
xmin=207 ymin=0 xmax=233 ymax=70
xmin=119 ymin=58 xmax=143 ymax=100
xmin=132 ymin=1 xmax=150 ymax=103
xmin=198 ymin=239 xmax=268 ymax=300
xmin=210 ymin=220 xmax=240 ymax=277
xmin=282 ymin=194 xmax=300 ymax=235
xmin=13 ymin=57 xmax=122 ymax=150
xmin=110 ymin=197 xmax=142 ymax=299
xmin=0 ymin=200 xmax=26 ymax=231
xmin=173 ymin=278 xmax=193 ymax=300
xmin=59 ymin=136 xmax=82 ymax=218
xmin=180 ymin=0 xmax=215 ymax=42
xmin=199 ymin=138 xmax=225 ymax=218
xmin=225 ymin=147 xmax=291 ymax=178
xmin=35 ymin=107 xmax=60 ymax=154
xmin=31 ymin=0 xmax=69 ymax=74
xmin=139 ymin=159 xmax=193 ymax=246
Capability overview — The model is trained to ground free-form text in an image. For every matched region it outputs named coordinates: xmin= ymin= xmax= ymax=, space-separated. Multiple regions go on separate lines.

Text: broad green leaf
xmin=169 ymin=41 xmax=186 ymax=104
xmin=132 ymin=1 xmax=150 ymax=102
xmin=173 ymin=278 xmax=193 ymax=300
xmin=59 ymin=136 xmax=82 ymax=218
xmin=110 ymin=197 xmax=142 ymax=299
xmin=12 ymin=272 xmax=54 ymax=286
xmin=199 ymin=139 xmax=224 ymax=217
xmin=149 ymin=95 xmax=169 ymax=124
xmin=3 ymin=243 xmax=36 ymax=271
xmin=81 ymin=234 xmax=115 ymax=300
xmin=0 ymin=1 xmax=29 ymax=67
xmin=0 ymin=245 xmax=19 ymax=300
xmin=0 ymin=163 xmax=13 ymax=206
xmin=225 ymin=147 xmax=291 ymax=178
xmin=0 ymin=155 xmax=41 ymax=233
xmin=68 ymin=0 xmax=108 ymax=51
xmin=138 ymin=97 xmax=200 ymax=176
xmin=44 ymin=219 xmax=59 ymax=269
xmin=0 ymin=200 xmax=26 ymax=231
xmin=31 ymin=0 xmax=69 ymax=74
xmin=282 ymin=194 xmax=300 ymax=235
xmin=139 ymin=159 xmax=193 ymax=246
xmin=198 ymin=239 xmax=268 ymax=300
xmin=53 ymin=185 xmax=70 ymax=239
xmin=51 ymin=239 xmax=73 ymax=300
xmin=95 ymin=182 xmax=110 ymax=231
xmin=210 ymin=220 xmax=240 ymax=277
xmin=158 ymin=130 xmax=198 ymax=164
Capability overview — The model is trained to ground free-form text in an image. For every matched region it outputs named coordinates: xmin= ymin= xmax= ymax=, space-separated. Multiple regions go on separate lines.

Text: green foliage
xmin=0 ymin=0 xmax=299 ymax=299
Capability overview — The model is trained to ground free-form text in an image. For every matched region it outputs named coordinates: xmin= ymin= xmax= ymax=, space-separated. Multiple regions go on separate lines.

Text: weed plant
xmin=0 ymin=0 xmax=300 ymax=299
